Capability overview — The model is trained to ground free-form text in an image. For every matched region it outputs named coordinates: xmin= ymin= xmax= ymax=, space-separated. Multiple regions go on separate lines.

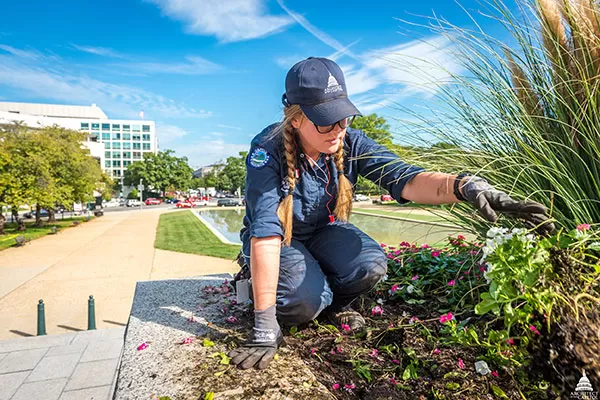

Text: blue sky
xmin=0 ymin=0 xmax=518 ymax=168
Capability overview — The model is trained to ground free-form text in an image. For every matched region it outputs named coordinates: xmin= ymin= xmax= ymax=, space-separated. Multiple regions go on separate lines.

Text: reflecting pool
xmin=198 ymin=209 xmax=467 ymax=246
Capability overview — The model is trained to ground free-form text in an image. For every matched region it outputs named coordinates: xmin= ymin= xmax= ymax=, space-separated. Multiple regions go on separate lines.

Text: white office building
xmin=0 ymin=102 xmax=158 ymax=178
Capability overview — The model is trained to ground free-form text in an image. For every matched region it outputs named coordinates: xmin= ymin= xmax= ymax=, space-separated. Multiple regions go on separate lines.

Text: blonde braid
xmin=333 ymin=140 xmax=353 ymax=221
xmin=276 ymin=105 xmax=302 ymax=246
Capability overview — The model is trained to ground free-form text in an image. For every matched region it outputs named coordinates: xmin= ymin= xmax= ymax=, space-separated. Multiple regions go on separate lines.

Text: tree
xmin=124 ymin=150 xmax=193 ymax=196
xmin=352 ymin=114 xmax=393 ymax=146
xmin=218 ymin=151 xmax=247 ymax=193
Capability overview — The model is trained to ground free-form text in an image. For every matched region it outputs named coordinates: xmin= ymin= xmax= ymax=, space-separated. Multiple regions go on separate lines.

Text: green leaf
xmin=475 ymin=297 xmax=498 ymax=315
xmin=289 ymin=326 xmax=298 ymax=335
xmin=443 ymin=371 xmax=467 ymax=379
xmin=405 ymin=298 xmax=426 ymax=305
xmin=445 ymin=382 xmax=460 ymax=391
xmin=491 ymin=385 xmax=509 ymax=399
xmin=203 ymin=393 xmax=214 ymax=400
xmin=159 ymin=397 xmax=173 ymax=400
xmin=202 ymin=338 xmax=215 ymax=347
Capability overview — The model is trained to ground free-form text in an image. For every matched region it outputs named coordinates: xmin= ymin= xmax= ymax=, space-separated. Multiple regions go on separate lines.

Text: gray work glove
xmin=228 ymin=304 xmax=282 ymax=370
xmin=461 ymin=175 xmax=555 ymax=235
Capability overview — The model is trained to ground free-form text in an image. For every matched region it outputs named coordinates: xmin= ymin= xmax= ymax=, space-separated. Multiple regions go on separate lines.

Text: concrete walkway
xmin=0 ymin=209 xmax=238 ymax=340
xmin=0 ymin=328 xmax=124 ymax=400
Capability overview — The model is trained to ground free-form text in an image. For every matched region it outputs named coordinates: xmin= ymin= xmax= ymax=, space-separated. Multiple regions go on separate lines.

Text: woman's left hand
xmin=461 ymin=176 xmax=555 ymax=235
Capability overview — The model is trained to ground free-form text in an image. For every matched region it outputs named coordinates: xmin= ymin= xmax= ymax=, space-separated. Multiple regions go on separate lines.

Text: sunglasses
xmin=313 ymin=116 xmax=355 ymax=134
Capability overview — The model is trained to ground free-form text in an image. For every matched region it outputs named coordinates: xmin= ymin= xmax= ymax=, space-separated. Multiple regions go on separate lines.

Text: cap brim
xmin=300 ymin=97 xmax=361 ymax=126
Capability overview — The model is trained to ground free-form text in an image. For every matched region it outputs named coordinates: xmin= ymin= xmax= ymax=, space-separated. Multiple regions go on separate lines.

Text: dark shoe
xmin=326 ymin=307 xmax=366 ymax=330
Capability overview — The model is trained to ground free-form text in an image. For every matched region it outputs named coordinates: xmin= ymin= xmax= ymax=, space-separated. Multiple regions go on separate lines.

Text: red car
xmin=176 ymin=201 xmax=195 ymax=208
xmin=380 ymin=194 xmax=393 ymax=202
xmin=145 ymin=198 xmax=161 ymax=205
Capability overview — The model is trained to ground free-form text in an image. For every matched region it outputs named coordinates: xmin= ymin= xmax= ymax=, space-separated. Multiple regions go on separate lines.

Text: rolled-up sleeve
xmin=244 ymin=144 xmax=284 ymax=239
xmin=353 ymin=131 xmax=425 ymax=204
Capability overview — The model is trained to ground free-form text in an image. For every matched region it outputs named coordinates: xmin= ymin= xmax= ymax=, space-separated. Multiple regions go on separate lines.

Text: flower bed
xmin=173 ymin=226 xmax=599 ymax=399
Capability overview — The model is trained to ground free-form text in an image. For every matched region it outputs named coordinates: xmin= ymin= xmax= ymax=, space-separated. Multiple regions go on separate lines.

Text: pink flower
xmin=332 ymin=383 xmax=340 ymax=390
xmin=371 ymin=306 xmax=384 ymax=316
xmin=388 ymin=323 xmax=394 ymax=329
xmin=225 ymin=316 xmax=238 ymax=324
xmin=411 ymin=275 xmax=419 ymax=281
xmin=457 ymin=234 xmax=466 ymax=240
xmin=439 ymin=312 xmax=454 ymax=324
xmin=230 ymin=299 xmax=237 ymax=305
xmin=390 ymin=284 xmax=400 ymax=294
xmin=310 ymin=348 xmax=316 ymax=355
xmin=529 ymin=325 xmax=541 ymax=335
xmin=137 ymin=342 xmax=149 ymax=351
xmin=458 ymin=358 xmax=465 ymax=369
xmin=181 ymin=337 xmax=194 ymax=344
xmin=432 ymin=348 xmax=440 ymax=355
xmin=479 ymin=266 xmax=486 ymax=272
xmin=409 ymin=316 xmax=420 ymax=324
xmin=431 ymin=251 xmax=441 ymax=257
xmin=577 ymin=223 xmax=591 ymax=231
xmin=448 ymin=280 xmax=456 ymax=287
xmin=341 ymin=324 xmax=351 ymax=331
xmin=492 ymin=371 xmax=499 ymax=377
xmin=392 ymin=359 xmax=400 ymax=364
xmin=506 ymin=338 xmax=515 ymax=346
xmin=344 ymin=384 xmax=356 ymax=390
xmin=380 ymin=243 xmax=387 ymax=248
xmin=336 ymin=346 xmax=343 ymax=353
xmin=390 ymin=377 xmax=398 ymax=385
xmin=370 ymin=349 xmax=378 ymax=357
xmin=400 ymin=241 xmax=411 ymax=247
xmin=330 ymin=349 xmax=336 ymax=355
xmin=420 ymin=244 xmax=430 ymax=249
xmin=469 ymin=250 xmax=479 ymax=255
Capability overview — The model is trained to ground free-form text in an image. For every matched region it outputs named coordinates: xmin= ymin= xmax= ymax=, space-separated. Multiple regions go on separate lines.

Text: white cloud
xmin=170 ymin=139 xmax=249 ymax=166
xmin=115 ymin=55 xmax=221 ymax=76
xmin=156 ymin=123 xmax=190 ymax=144
xmin=275 ymin=55 xmax=303 ymax=69
xmin=146 ymin=0 xmax=294 ymax=43
xmin=0 ymin=44 xmax=43 ymax=60
xmin=0 ymin=51 xmax=212 ymax=120
xmin=216 ymin=124 xmax=242 ymax=130
xmin=71 ymin=44 xmax=125 ymax=58
xmin=340 ymin=64 xmax=380 ymax=97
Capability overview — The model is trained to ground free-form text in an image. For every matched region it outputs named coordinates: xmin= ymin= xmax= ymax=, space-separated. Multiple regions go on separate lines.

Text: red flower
xmin=577 ymin=223 xmax=591 ymax=231
xmin=439 ymin=312 xmax=454 ymax=324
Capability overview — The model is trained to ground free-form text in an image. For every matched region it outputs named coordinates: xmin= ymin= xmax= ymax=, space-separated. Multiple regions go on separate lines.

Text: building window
xmin=112 ymin=152 xmax=121 ymax=159
xmin=133 ymin=143 xmax=141 ymax=150
xmin=92 ymin=123 xmax=100 ymax=130
xmin=123 ymin=160 xmax=132 ymax=167
xmin=142 ymin=143 xmax=151 ymax=150
xmin=122 ymin=124 xmax=130 ymax=132
xmin=122 ymin=133 xmax=131 ymax=140
xmin=105 ymin=151 xmax=111 ymax=159
xmin=122 ymin=151 xmax=131 ymax=159
xmin=142 ymin=125 xmax=150 ymax=132
xmin=112 ymin=160 xmax=121 ymax=168
xmin=122 ymin=142 xmax=131 ymax=150
xmin=80 ymin=122 xmax=89 ymax=130
xmin=132 ymin=124 xmax=141 ymax=132
xmin=111 ymin=133 xmax=121 ymax=140
xmin=104 ymin=142 xmax=110 ymax=149
xmin=142 ymin=134 xmax=151 ymax=141
xmin=113 ymin=169 xmax=121 ymax=177
xmin=112 ymin=124 xmax=120 ymax=130
xmin=101 ymin=123 xmax=109 ymax=130
xmin=105 ymin=160 xmax=111 ymax=168
xmin=133 ymin=152 xmax=142 ymax=160
xmin=112 ymin=142 xmax=121 ymax=149
xmin=132 ymin=134 xmax=141 ymax=141
xmin=102 ymin=133 xmax=110 ymax=141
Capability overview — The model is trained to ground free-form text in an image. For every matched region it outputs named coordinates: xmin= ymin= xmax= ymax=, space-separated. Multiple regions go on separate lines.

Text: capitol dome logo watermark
xmin=570 ymin=370 xmax=597 ymax=400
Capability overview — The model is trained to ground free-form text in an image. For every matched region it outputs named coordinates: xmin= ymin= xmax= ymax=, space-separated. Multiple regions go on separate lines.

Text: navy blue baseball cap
xmin=283 ymin=57 xmax=361 ymax=126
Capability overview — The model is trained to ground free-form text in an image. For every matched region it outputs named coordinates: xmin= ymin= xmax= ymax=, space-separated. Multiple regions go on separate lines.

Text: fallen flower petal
xmin=390 ymin=284 xmax=400 ymax=294
xmin=447 ymin=280 xmax=456 ymax=287
xmin=458 ymin=358 xmax=465 ymax=369
xmin=492 ymin=371 xmax=499 ymax=377
xmin=225 ymin=316 xmax=238 ymax=324
xmin=529 ymin=325 xmax=541 ymax=335
xmin=310 ymin=348 xmax=316 ymax=355
xmin=432 ymin=348 xmax=440 ymax=355
xmin=392 ymin=359 xmax=400 ymax=364
xmin=371 ymin=306 xmax=384 ymax=316
xmin=332 ymin=383 xmax=340 ymax=390
xmin=137 ymin=342 xmax=149 ymax=351
xmin=341 ymin=324 xmax=351 ymax=331
xmin=370 ymin=349 xmax=378 ymax=357
xmin=411 ymin=275 xmax=419 ymax=281
xmin=181 ymin=337 xmax=194 ymax=345
xmin=390 ymin=377 xmax=398 ymax=385
xmin=344 ymin=384 xmax=356 ymax=390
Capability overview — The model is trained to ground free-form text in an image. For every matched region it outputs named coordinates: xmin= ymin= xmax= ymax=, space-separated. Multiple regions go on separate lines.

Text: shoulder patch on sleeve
xmin=249 ymin=147 xmax=270 ymax=169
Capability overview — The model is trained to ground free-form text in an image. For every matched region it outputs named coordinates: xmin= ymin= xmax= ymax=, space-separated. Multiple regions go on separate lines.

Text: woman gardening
xmin=228 ymin=57 xmax=554 ymax=370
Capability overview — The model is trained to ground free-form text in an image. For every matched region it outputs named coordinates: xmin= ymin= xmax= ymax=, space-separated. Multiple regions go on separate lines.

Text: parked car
xmin=353 ymin=194 xmax=370 ymax=202
xmin=144 ymin=198 xmax=161 ymax=206
xmin=176 ymin=201 xmax=195 ymax=209
xmin=165 ymin=198 xmax=180 ymax=204
xmin=23 ymin=209 xmax=50 ymax=219
xmin=380 ymin=194 xmax=393 ymax=202
xmin=126 ymin=199 xmax=143 ymax=207
xmin=191 ymin=199 xmax=208 ymax=207
xmin=103 ymin=199 xmax=121 ymax=208
xmin=217 ymin=198 xmax=242 ymax=207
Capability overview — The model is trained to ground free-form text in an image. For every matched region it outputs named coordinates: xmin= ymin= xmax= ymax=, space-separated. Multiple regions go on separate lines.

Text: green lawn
xmin=0 ymin=217 xmax=91 ymax=251
xmin=353 ymin=208 xmax=453 ymax=224
xmin=155 ymin=210 xmax=240 ymax=260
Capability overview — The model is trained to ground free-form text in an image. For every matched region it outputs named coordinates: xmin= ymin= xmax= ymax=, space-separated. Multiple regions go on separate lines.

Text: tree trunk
xmin=0 ymin=213 xmax=5 ymax=235
xmin=35 ymin=204 xmax=43 ymax=227
xmin=48 ymin=208 xmax=56 ymax=223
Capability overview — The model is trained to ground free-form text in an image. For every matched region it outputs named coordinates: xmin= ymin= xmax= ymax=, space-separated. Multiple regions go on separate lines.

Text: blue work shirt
xmin=240 ymin=123 xmax=425 ymax=249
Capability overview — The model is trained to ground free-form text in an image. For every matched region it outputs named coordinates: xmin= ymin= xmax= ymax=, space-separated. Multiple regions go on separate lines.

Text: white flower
xmin=407 ymin=285 xmax=414 ymax=294
xmin=376 ymin=298 xmax=384 ymax=305
xmin=402 ymin=311 xmax=409 ymax=318
xmin=475 ymin=360 xmax=491 ymax=376
xmin=487 ymin=227 xmax=508 ymax=238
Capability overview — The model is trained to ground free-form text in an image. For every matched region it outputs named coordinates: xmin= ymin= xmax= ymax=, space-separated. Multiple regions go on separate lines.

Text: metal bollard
xmin=37 ymin=300 xmax=46 ymax=336
xmin=87 ymin=295 xmax=96 ymax=330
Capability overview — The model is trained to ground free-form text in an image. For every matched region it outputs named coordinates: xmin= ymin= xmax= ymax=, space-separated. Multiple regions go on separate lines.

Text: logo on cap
xmin=324 ymin=72 xmax=343 ymax=95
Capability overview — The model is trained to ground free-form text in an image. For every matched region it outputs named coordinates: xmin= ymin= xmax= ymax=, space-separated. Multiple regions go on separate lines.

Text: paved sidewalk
xmin=0 ymin=327 xmax=124 ymax=400
xmin=0 ymin=209 xmax=238 ymax=340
